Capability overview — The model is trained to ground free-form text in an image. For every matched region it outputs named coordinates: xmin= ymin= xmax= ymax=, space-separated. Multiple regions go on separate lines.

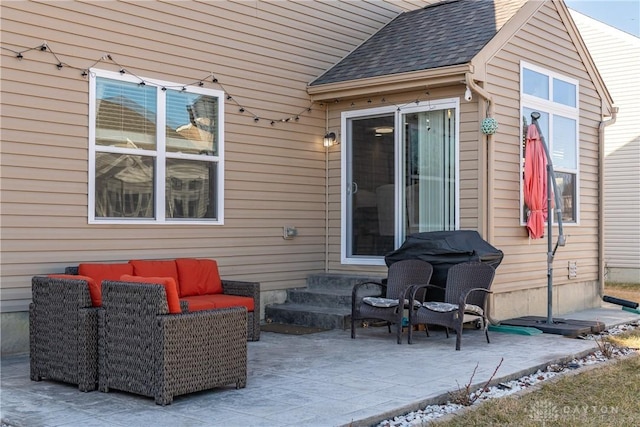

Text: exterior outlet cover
xmin=283 ymin=226 xmax=298 ymax=239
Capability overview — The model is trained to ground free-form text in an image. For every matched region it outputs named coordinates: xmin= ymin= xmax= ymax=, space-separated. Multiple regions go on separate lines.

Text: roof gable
xmin=310 ymin=0 xmax=526 ymax=86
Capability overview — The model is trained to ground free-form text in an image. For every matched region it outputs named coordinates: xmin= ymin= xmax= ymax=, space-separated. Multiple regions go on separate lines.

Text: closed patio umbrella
xmin=529 ymin=112 xmax=566 ymax=325
xmin=523 ymin=122 xmax=547 ymax=239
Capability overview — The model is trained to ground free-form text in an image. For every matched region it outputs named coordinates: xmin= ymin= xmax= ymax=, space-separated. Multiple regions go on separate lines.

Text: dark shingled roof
xmin=310 ymin=0 xmax=525 ymax=86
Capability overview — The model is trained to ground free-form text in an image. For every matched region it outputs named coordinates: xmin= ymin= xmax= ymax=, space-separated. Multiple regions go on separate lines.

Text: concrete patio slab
xmin=1 ymin=305 xmax=638 ymax=427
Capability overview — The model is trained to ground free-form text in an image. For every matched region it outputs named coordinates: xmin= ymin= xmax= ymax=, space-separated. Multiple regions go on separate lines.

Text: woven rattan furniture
xmin=407 ymin=261 xmax=495 ymax=350
xmin=351 ymin=259 xmax=433 ymax=344
xmin=99 ymin=280 xmax=248 ymax=405
xmin=65 ymin=265 xmax=261 ymax=342
xmin=29 ymin=276 xmax=99 ymax=391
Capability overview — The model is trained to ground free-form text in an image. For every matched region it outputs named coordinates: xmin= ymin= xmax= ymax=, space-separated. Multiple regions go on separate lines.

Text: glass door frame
xmin=340 ymin=98 xmax=460 ymax=265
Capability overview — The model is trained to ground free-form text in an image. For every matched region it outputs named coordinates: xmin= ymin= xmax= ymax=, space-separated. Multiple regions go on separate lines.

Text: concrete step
xmin=262 ymin=273 xmax=388 ymax=331
xmin=264 ymin=303 xmax=352 ymax=330
xmin=306 ymin=273 xmax=384 ymax=291
xmin=286 ymin=286 xmax=382 ymax=308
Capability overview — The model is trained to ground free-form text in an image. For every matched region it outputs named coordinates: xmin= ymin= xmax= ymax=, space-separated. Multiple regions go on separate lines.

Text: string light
xmin=1 ymin=41 xmax=318 ymax=126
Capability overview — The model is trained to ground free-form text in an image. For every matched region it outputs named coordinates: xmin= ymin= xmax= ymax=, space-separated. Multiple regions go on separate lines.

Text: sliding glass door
xmin=342 ymin=99 xmax=459 ymax=264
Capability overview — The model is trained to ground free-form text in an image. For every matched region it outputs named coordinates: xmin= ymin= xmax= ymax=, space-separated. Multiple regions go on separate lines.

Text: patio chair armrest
xmin=351 ymin=280 xmax=386 ymax=299
xmin=459 ymin=288 xmax=493 ymax=306
xmin=221 ymin=279 xmax=260 ymax=299
xmin=351 ymin=280 xmax=386 ymax=314
xmin=408 ymin=283 xmax=441 ymax=302
xmin=157 ymin=306 xmax=248 ymax=343
xmin=221 ymin=279 xmax=260 ymax=341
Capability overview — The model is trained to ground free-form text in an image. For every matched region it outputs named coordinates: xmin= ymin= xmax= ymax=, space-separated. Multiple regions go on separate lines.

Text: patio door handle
xmin=351 ymin=181 xmax=358 ymax=195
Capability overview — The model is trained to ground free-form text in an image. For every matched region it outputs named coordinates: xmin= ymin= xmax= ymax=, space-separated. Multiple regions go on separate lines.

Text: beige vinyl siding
xmin=485 ymin=2 xmax=603 ymax=296
xmin=571 ymin=10 xmax=640 ymax=280
xmin=0 ymin=0 xmax=432 ymax=312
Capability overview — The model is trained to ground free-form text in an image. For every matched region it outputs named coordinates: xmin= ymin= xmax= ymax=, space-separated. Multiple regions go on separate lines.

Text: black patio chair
xmin=407 ymin=261 xmax=495 ymax=350
xmin=351 ymin=259 xmax=433 ymax=344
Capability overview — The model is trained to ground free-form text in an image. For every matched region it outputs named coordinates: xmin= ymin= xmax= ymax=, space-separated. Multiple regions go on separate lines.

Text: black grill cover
xmin=385 ymin=230 xmax=503 ymax=288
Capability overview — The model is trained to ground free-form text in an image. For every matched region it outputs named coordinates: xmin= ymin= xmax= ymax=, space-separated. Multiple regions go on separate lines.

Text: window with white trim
xmin=521 ymin=62 xmax=579 ymax=223
xmin=89 ymin=69 xmax=224 ymax=224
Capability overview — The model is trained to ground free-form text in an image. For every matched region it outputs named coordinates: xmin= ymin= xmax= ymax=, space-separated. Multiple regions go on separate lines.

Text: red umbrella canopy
xmin=523 ymin=123 xmax=548 ymax=239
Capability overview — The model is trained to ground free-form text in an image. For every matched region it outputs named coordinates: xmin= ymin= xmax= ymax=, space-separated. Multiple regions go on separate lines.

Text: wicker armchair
xmin=351 ymin=259 xmax=433 ymax=344
xmin=99 ymin=280 xmax=248 ymax=405
xmin=29 ymin=276 xmax=99 ymax=391
xmin=407 ymin=261 xmax=496 ymax=350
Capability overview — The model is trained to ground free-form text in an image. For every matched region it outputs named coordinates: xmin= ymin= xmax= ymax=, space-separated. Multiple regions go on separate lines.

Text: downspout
xmin=598 ymin=106 xmax=618 ymax=296
xmin=465 ymin=72 xmax=494 ymax=243
xmin=465 ymin=72 xmax=498 ymax=325
xmin=325 ymin=102 xmax=330 ymax=273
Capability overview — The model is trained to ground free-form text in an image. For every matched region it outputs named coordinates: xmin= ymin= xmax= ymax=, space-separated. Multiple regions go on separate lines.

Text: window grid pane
xmin=96 ymin=78 xmax=157 ymax=149
xmin=95 ymin=153 xmax=155 ymax=218
xmin=523 ymin=68 xmax=549 ymax=99
xmin=553 ymin=78 xmax=576 ymax=107
xmin=166 ymin=90 xmax=218 ymax=156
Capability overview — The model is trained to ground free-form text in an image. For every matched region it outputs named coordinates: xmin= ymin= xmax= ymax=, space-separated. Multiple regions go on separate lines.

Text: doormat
xmin=261 ymin=323 xmax=330 ymax=335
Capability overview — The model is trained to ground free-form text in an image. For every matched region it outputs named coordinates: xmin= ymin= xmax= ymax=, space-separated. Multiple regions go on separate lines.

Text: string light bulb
xmin=1 ymin=41 xmax=317 ymax=127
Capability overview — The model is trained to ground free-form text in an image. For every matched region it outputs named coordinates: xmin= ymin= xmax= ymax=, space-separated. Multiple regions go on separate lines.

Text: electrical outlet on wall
xmin=283 ymin=226 xmax=298 ymax=239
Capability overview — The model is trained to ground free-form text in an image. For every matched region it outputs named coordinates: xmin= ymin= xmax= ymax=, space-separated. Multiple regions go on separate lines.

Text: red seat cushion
xmin=180 ymin=294 xmax=254 ymax=312
xmin=78 ymin=263 xmax=134 ymax=294
xmin=175 ymin=258 xmax=223 ymax=297
xmin=129 ymin=260 xmax=179 ymax=291
xmin=210 ymin=294 xmax=254 ymax=311
xmin=179 ymin=296 xmax=217 ymax=312
xmin=120 ymin=275 xmax=182 ymax=314
xmin=48 ymin=274 xmax=101 ymax=307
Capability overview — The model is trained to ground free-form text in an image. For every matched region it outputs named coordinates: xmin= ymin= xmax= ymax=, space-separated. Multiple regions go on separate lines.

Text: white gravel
xmin=376 ymin=321 xmax=640 ymax=427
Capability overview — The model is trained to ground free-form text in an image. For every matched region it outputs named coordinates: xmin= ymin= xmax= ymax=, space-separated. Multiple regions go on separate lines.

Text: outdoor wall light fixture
xmin=323 ymin=132 xmax=337 ymax=147
xmin=464 ymin=85 xmax=472 ymax=101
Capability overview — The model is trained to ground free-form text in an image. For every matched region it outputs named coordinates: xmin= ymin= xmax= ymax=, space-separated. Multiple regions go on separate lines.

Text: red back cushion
xmin=48 ymin=274 xmax=101 ymax=307
xmin=175 ymin=258 xmax=223 ymax=297
xmin=78 ymin=263 xmax=134 ymax=287
xmin=120 ymin=275 xmax=182 ymax=314
xmin=129 ymin=260 xmax=179 ymax=290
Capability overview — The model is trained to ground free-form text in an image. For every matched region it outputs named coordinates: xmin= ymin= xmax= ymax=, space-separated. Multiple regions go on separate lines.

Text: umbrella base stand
xmin=499 ymin=316 xmax=605 ymax=337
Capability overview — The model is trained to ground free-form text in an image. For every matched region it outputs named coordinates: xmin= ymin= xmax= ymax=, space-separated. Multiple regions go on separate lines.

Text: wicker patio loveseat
xmin=64 ymin=258 xmax=260 ymax=341
xmin=98 ymin=279 xmax=247 ymax=405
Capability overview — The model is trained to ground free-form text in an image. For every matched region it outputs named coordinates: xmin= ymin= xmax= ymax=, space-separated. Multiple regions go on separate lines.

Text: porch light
xmin=323 ymin=132 xmax=337 ymax=147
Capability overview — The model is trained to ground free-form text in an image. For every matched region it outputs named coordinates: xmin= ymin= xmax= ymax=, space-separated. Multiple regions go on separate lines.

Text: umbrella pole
xmin=531 ymin=112 xmax=565 ymax=325
xmin=547 ymin=163 xmax=553 ymax=324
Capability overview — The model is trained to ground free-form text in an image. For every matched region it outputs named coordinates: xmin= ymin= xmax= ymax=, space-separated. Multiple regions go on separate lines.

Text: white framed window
xmin=521 ymin=61 xmax=579 ymax=224
xmin=88 ymin=69 xmax=224 ymax=224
